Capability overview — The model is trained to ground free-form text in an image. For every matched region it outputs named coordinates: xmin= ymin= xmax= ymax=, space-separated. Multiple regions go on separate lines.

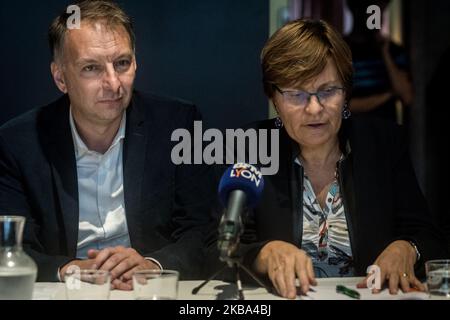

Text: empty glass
xmin=133 ymin=270 xmax=179 ymax=300
xmin=426 ymin=260 xmax=450 ymax=299
xmin=64 ymin=269 xmax=111 ymax=300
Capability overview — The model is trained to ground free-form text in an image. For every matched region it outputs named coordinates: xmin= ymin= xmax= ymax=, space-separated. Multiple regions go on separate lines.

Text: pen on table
xmin=336 ymin=285 xmax=361 ymax=300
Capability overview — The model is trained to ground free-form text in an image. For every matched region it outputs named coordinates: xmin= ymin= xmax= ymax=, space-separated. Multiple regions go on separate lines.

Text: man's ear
xmin=51 ymin=62 xmax=67 ymax=93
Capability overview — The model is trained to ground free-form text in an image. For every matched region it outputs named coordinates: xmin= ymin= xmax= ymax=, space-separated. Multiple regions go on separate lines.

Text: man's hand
xmin=88 ymin=246 xmax=159 ymax=290
xmin=357 ymin=240 xmax=425 ymax=294
xmin=253 ymin=240 xmax=316 ymax=299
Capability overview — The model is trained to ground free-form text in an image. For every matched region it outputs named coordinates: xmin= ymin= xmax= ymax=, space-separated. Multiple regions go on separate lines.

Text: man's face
xmin=52 ymin=21 xmax=136 ymax=126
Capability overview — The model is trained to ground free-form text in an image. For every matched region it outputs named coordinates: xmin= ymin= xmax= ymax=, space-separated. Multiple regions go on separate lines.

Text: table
xmin=32 ymin=277 xmax=430 ymax=300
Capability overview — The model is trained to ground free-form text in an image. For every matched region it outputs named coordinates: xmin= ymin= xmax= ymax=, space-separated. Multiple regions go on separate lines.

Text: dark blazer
xmin=0 ymin=91 xmax=215 ymax=281
xmin=207 ymin=116 xmax=448 ymax=280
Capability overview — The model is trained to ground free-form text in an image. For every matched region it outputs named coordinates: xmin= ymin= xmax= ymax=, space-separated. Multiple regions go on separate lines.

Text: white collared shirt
xmin=69 ymin=108 xmax=131 ymax=259
xmin=56 ymin=109 xmax=161 ymax=281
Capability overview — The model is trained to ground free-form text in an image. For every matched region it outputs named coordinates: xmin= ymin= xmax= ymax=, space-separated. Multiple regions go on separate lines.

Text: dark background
xmin=0 ymin=0 xmax=269 ymax=129
xmin=407 ymin=0 xmax=450 ymax=237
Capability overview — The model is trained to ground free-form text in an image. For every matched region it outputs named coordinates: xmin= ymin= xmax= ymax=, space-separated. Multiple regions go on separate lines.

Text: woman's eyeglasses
xmin=274 ymin=85 xmax=345 ymax=108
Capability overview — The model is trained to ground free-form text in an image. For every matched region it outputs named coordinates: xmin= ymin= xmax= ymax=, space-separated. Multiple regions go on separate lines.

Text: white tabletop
xmin=32 ymin=277 xmax=431 ymax=300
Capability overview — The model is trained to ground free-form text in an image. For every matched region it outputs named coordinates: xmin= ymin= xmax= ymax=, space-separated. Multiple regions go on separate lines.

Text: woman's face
xmin=272 ymin=59 xmax=345 ymax=149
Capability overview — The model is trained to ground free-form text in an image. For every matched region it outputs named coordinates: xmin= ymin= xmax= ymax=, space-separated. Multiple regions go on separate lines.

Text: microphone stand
xmin=192 ymin=249 xmax=273 ymax=300
xmin=194 ymin=186 xmax=271 ymax=299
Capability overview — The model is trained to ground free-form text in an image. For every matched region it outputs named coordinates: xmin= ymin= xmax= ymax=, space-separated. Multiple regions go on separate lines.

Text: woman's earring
xmin=275 ymin=116 xmax=284 ymax=128
xmin=342 ymin=103 xmax=351 ymax=120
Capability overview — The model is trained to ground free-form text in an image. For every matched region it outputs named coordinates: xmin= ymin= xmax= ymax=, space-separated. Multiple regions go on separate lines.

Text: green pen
xmin=336 ymin=285 xmax=361 ymax=299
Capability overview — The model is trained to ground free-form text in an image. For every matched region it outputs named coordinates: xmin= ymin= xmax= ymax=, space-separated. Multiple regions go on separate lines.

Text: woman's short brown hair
xmin=261 ymin=19 xmax=353 ymax=100
xmin=48 ymin=0 xmax=135 ymax=62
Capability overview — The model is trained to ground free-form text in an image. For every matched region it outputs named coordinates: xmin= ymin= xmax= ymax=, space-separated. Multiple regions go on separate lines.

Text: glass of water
xmin=133 ymin=270 xmax=179 ymax=300
xmin=426 ymin=260 xmax=450 ymax=299
xmin=64 ymin=269 xmax=111 ymax=300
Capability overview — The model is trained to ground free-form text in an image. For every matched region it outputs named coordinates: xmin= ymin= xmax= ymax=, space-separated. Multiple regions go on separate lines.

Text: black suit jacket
xmin=0 ymin=91 xmax=215 ymax=281
xmin=207 ymin=116 xmax=448 ymax=280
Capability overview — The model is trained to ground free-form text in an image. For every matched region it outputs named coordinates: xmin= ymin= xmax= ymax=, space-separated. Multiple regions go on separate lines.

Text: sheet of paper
xmin=302 ymin=278 xmax=428 ymax=300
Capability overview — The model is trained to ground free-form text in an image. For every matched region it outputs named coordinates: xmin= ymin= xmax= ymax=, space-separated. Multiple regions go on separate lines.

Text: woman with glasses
xmin=214 ymin=19 xmax=447 ymax=299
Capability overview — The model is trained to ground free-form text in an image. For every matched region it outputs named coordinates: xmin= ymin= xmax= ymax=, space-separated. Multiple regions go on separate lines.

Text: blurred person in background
xmin=345 ymin=0 xmax=414 ymax=125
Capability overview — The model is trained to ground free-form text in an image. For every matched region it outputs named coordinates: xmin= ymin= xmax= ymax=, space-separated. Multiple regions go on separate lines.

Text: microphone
xmin=217 ymin=163 xmax=264 ymax=261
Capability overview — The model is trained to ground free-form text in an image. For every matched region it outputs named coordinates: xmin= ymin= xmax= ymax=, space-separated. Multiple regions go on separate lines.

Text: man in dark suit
xmin=0 ymin=0 xmax=214 ymax=289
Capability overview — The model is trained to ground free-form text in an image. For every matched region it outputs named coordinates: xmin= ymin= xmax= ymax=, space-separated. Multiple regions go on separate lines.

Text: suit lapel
xmin=342 ymin=119 xmax=379 ymax=274
xmin=123 ymin=92 xmax=150 ymax=246
xmin=261 ymin=128 xmax=299 ymax=244
xmin=340 ymin=118 xmax=371 ymax=274
xmin=43 ymin=95 xmax=79 ymax=257
xmin=286 ymin=132 xmax=302 ymax=245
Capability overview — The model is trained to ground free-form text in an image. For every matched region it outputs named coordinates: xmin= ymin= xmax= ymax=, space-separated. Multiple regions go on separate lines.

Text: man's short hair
xmin=48 ymin=0 xmax=135 ymax=62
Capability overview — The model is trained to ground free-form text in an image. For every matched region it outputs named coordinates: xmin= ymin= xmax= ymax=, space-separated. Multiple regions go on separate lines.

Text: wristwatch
xmin=408 ymin=240 xmax=421 ymax=262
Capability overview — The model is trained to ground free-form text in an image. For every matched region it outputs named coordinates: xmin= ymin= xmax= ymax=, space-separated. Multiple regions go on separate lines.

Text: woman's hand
xmin=253 ymin=240 xmax=317 ymax=299
xmin=357 ymin=240 xmax=425 ymax=294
